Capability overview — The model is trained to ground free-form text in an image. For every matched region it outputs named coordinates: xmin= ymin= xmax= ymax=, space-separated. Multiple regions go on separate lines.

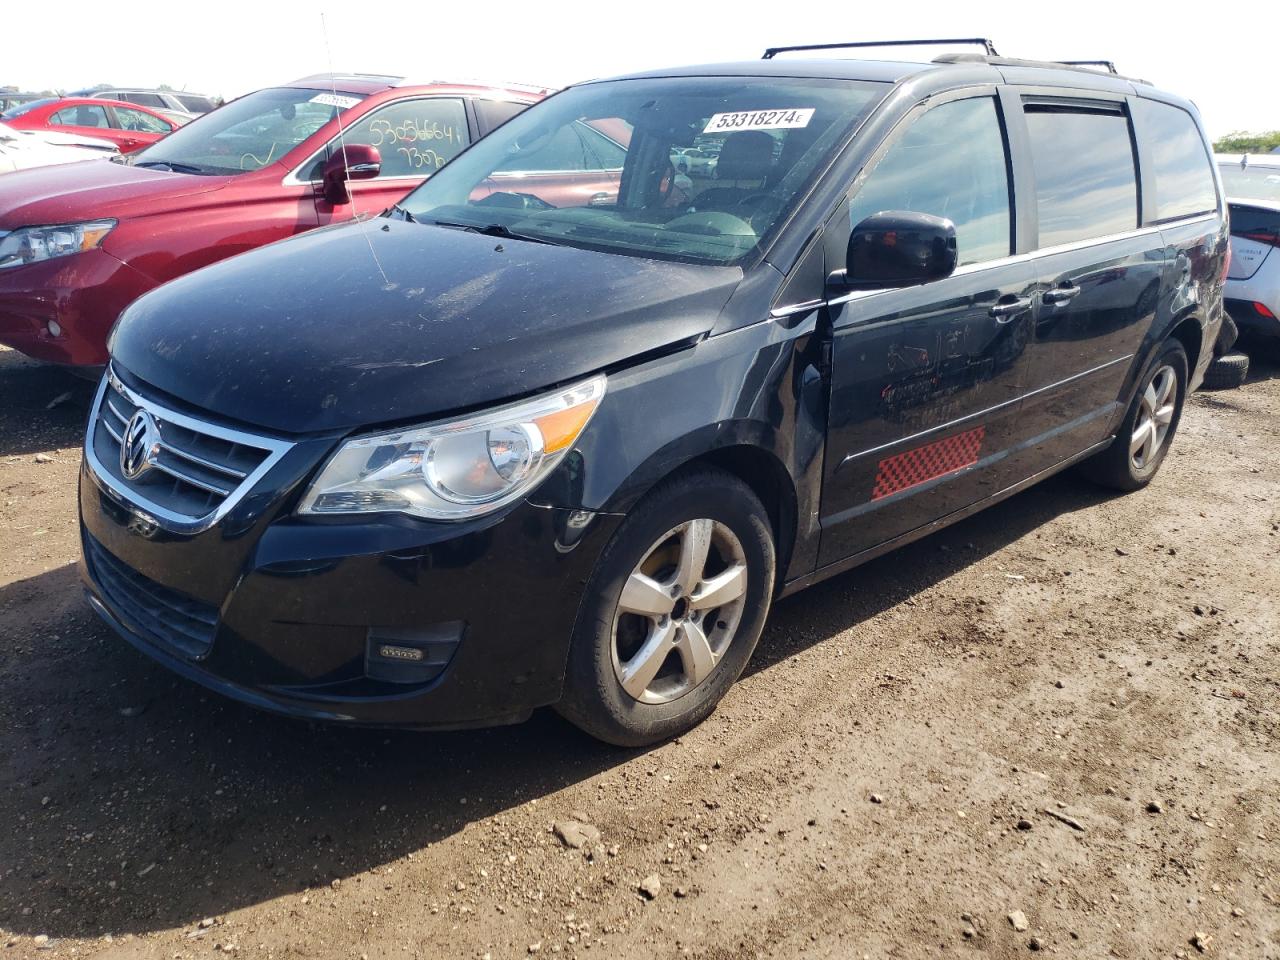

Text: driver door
xmin=818 ymin=93 xmax=1036 ymax=566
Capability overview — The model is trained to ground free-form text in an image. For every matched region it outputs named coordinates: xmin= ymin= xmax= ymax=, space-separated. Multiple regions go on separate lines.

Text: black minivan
xmin=80 ymin=43 xmax=1227 ymax=745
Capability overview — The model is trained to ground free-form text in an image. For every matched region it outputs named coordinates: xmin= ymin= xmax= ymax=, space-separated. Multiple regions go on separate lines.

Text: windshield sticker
xmin=703 ymin=108 xmax=815 ymax=133
xmin=309 ymin=93 xmax=361 ymax=110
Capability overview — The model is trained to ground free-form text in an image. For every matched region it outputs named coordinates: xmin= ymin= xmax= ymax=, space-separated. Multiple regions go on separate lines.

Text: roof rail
xmin=1059 ymin=60 xmax=1119 ymax=74
xmin=932 ymin=53 xmax=1150 ymax=85
xmin=762 ymin=38 xmax=998 ymax=60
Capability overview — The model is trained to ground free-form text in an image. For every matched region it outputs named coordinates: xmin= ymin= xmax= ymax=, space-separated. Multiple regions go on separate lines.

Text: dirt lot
xmin=0 ymin=345 xmax=1277 ymax=960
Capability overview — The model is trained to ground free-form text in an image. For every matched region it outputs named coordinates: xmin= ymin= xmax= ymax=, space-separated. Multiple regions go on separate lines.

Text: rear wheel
xmin=1080 ymin=339 xmax=1188 ymax=491
xmin=557 ymin=469 xmax=775 ymax=746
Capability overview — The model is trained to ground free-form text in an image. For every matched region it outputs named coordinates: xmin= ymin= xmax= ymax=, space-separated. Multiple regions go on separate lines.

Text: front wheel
xmin=1080 ymin=338 xmax=1188 ymax=491
xmin=557 ymin=468 xmax=775 ymax=746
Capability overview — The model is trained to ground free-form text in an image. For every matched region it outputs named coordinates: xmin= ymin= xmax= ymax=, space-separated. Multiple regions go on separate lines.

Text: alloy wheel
xmin=1130 ymin=364 xmax=1177 ymax=471
xmin=611 ymin=518 xmax=748 ymax=705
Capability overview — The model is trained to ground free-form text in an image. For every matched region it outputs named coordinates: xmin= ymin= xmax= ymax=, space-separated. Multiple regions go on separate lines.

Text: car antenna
xmin=319 ymin=11 xmax=389 ymax=287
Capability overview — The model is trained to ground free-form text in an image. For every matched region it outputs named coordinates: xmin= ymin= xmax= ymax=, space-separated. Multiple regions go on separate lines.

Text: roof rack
xmin=762 ymin=38 xmax=998 ymax=60
xmin=932 ymin=53 xmax=1149 ymax=85
xmin=1059 ymin=60 xmax=1119 ymax=74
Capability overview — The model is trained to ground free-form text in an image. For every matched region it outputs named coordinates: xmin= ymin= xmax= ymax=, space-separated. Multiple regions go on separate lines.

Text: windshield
xmin=1 ymin=98 xmax=56 ymax=120
xmin=129 ymin=87 xmax=366 ymax=175
xmin=1219 ymin=162 xmax=1280 ymax=203
xmin=398 ymin=76 xmax=885 ymax=265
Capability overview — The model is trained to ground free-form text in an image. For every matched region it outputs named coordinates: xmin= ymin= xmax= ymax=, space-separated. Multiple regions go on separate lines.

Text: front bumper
xmin=80 ymin=457 xmax=621 ymax=729
xmin=0 ymin=247 xmax=155 ymax=365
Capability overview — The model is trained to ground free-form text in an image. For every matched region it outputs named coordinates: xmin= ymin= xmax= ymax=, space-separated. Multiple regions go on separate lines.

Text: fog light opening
xmin=364 ymin=622 xmax=465 ymax=685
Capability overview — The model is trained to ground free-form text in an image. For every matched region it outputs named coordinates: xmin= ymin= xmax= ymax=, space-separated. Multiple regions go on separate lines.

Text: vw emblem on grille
xmin=120 ymin=410 xmax=161 ymax=481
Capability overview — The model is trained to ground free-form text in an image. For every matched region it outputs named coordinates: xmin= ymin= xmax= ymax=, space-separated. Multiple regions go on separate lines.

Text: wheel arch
xmin=1165 ymin=311 xmax=1204 ymax=377
xmin=598 ymin=427 xmax=802 ymax=594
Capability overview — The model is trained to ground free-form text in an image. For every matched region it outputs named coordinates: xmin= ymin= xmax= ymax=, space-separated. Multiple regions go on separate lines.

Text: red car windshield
xmin=128 ymin=87 xmax=367 ymax=175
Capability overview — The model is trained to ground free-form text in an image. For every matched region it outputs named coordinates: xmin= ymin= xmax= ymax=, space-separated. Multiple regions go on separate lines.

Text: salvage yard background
xmin=1 ymin=344 xmax=1277 ymax=958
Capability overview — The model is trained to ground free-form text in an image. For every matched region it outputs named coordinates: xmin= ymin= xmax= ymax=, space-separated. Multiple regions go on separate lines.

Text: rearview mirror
xmin=321 ymin=144 xmax=382 ymax=205
xmin=846 ymin=211 xmax=958 ymax=287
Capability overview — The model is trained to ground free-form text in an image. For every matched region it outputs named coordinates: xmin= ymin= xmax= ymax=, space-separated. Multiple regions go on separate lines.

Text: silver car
xmin=1218 ymin=153 xmax=1280 ymax=344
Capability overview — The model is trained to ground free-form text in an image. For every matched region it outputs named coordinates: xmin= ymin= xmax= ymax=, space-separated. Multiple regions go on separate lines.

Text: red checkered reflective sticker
xmin=871 ymin=426 xmax=986 ymax=500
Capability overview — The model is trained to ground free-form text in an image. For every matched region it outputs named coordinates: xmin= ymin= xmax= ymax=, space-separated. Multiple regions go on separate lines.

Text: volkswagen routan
xmin=80 ymin=42 xmax=1228 ymax=745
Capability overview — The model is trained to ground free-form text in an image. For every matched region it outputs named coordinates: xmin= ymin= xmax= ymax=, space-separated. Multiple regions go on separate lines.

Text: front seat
xmin=694 ymin=130 xmax=775 ymax=210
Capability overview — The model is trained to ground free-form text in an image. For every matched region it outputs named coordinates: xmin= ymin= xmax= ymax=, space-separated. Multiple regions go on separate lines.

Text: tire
xmin=1215 ymin=316 xmax=1239 ymax=356
xmin=557 ymin=468 xmax=776 ymax=746
xmin=1201 ymin=351 xmax=1250 ymax=390
xmin=1079 ymin=339 xmax=1188 ymax=492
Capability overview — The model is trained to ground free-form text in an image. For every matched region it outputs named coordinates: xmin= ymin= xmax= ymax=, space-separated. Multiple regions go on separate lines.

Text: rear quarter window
xmin=1025 ymin=105 xmax=1139 ymax=247
xmin=1134 ymin=99 xmax=1218 ymax=221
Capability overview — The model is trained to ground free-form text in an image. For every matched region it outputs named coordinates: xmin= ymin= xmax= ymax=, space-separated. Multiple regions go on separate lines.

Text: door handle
xmin=1042 ymin=284 xmax=1082 ymax=305
xmin=989 ymin=296 xmax=1032 ymax=322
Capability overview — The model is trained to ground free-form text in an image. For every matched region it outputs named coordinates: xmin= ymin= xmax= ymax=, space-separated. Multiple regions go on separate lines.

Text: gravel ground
xmin=0 ymin=345 xmax=1277 ymax=960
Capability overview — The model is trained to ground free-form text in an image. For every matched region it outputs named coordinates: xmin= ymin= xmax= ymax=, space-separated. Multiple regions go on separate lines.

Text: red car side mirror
xmin=320 ymin=144 xmax=382 ymax=205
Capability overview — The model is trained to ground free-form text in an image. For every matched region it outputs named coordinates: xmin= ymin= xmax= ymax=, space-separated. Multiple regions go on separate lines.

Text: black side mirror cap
xmin=846 ymin=211 xmax=958 ymax=288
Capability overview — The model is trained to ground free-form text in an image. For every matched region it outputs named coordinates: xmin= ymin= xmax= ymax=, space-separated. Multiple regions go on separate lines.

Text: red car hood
xmin=0 ymin=160 xmax=231 ymax=228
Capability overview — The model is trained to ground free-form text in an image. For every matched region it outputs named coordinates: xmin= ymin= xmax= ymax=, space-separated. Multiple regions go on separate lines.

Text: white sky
xmin=5 ymin=0 xmax=1269 ymax=139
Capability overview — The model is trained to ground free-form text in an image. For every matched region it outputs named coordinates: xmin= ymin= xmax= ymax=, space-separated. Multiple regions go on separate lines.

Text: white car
xmin=1218 ymin=153 xmax=1280 ymax=344
xmin=0 ymin=120 xmax=119 ymax=173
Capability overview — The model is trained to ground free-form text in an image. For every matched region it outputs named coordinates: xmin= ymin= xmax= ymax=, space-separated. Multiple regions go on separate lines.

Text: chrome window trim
xmin=282 ymin=95 xmax=471 ymax=187
xmin=83 ymin=368 xmax=295 ymax=536
xmin=772 ymin=211 xmax=1219 ymax=318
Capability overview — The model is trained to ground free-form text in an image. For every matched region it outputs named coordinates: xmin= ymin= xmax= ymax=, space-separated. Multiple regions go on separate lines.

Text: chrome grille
xmin=86 ymin=368 xmax=293 ymax=533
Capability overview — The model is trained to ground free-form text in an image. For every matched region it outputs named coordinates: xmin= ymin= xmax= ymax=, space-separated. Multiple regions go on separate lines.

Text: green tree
xmin=1213 ymin=130 xmax=1280 ymax=154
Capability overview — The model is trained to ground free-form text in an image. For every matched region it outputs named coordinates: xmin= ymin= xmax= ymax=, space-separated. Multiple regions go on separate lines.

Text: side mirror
xmin=846 ymin=211 xmax=958 ymax=288
xmin=321 ymin=143 xmax=381 ymax=205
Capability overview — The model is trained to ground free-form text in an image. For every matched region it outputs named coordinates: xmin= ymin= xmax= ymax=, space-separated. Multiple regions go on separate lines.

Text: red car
xmin=1 ymin=97 xmax=176 ymax=154
xmin=0 ymin=74 xmax=551 ymax=367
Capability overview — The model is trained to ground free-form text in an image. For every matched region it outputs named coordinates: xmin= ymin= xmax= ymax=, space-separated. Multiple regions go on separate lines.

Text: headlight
xmin=298 ymin=374 xmax=607 ymax=520
xmin=0 ymin=220 xmax=116 ymax=270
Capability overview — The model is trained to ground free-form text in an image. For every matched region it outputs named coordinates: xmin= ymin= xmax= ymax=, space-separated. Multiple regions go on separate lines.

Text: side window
xmin=1024 ymin=107 xmax=1138 ymax=247
xmin=337 ymin=98 xmax=469 ymax=179
xmin=475 ymin=99 xmax=530 ymax=135
xmin=51 ymin=105 xmax=110 ymax=128
xmin=1133 ymin=99 xmax=1217 ymax=221
xmin=126 ymin=93 xmax=168 ymax=109
xmin=847 ymin=97 xmax=1011 ymax=267
xmin=113 ymin=106 xmax=171 ymax=134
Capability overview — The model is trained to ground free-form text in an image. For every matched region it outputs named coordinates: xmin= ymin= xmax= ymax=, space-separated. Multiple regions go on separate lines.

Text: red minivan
xmin=0 ymin=74 xmax=551 ymax=367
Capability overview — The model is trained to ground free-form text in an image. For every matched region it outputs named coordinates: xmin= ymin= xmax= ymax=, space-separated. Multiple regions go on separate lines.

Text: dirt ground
xmin=0 ymin=344 xmax=1277 ymax=960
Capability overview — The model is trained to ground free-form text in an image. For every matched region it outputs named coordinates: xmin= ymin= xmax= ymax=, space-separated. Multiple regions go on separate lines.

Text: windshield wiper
xmin=428 ymin=219 xmax=561 ymax=246
xmin=388 ymin=203 xmax=417 ymax=223
xmin=134 ymin=160 xmax=207 ymax=175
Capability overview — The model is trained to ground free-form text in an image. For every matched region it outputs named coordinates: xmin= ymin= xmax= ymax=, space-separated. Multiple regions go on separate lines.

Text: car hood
xmin=0 ymin=159 xmax=228 ymax=227
xmin=110 ymin=218 xmax=743 ymax=434
xmin=21 ymin=128 xmax=118 ymax=152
